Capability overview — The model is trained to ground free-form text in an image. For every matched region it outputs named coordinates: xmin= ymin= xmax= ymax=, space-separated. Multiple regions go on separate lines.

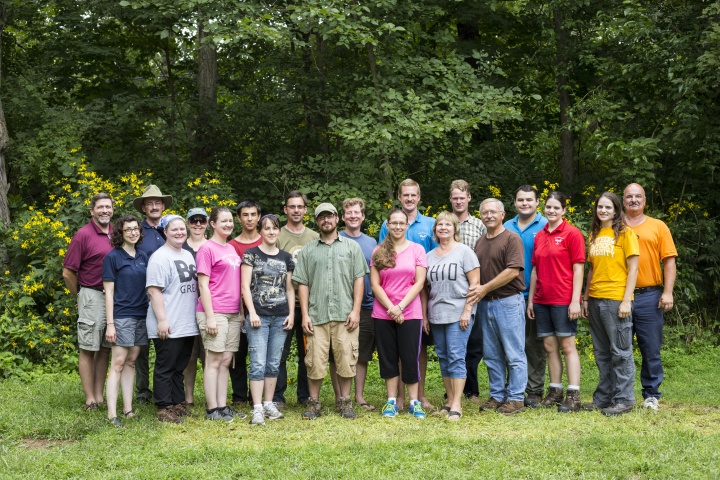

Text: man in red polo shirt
xmin=63 ymin=193 xmax=114 ymax=411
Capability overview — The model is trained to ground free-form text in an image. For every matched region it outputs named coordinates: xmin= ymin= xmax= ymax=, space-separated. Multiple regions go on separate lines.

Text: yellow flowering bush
xmin=0 ymin=155 xmax=236 ymax=376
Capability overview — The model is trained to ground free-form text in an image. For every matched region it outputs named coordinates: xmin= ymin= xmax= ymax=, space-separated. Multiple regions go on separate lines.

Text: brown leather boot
xmin=558 ymin=389 xmax=580 ymax=413
xmin=539 ymin=386 xmax=564 ymax=407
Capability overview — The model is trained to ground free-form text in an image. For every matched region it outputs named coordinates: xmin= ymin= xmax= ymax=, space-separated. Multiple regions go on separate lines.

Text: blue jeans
xmin=480 ymin=293 xmax=527 ymax=402
xmin=631 ymin=289 xmax=664 ymax=399
xmin=587 ymin=298 xmax=636 ymax=406
xmin=432 ymin=317 xmax=473 ymax=379
xmin=246 ymin=315 xmax=289 ymax=381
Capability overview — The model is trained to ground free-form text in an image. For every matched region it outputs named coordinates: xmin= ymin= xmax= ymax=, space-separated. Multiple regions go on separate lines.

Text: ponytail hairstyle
xmin=589 ymin=192 xmax=626 ymax=244
xmin=372 ymin=208 xmax=408 ymax=270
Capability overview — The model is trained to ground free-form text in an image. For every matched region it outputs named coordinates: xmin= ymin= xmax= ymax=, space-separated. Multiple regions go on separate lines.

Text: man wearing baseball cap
xmin=292 ymin=203 xmax=369 ymax=420
xmin=133 ymin=184 xmax=173 ymax=403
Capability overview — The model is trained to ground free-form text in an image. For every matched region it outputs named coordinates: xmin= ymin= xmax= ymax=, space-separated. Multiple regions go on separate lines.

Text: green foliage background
xmin=1 ymin=0 xmax=719 ymax=373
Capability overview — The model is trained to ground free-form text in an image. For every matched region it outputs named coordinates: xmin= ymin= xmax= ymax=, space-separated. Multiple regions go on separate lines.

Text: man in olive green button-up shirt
xmin=293 ymin=203 xmax=368 ymax=419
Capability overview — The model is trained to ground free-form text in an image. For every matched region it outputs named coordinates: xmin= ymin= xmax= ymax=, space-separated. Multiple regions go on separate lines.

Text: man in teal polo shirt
xmin=294 ymin=203 xmax=368 ymax=420
xmin=504 ymin=185 xmax=548 ymax=408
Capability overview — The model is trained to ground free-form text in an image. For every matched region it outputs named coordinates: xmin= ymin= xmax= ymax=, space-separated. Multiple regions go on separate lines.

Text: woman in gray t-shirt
xmin=425 ymin=212 xmax=480 ymax=421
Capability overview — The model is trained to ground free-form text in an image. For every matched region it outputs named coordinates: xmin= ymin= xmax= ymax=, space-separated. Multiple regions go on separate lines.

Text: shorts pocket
xmin=304 ymin=335 xmax=314 ymax=370
xmin=77 ymin=317 xmax=96 ymax=347
xmin=350 ymin=338 xmax=359 ymax=367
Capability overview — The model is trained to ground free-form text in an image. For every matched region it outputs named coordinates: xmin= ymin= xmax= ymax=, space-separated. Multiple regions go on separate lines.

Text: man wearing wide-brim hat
xmin=133 ymin=184 xmax=173 ymax=404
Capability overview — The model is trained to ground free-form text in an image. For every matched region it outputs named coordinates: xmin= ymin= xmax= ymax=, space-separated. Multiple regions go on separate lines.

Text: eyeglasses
xmin=123 ymin=228 xmax=140 ymax=234
xmin=189 ymin=217 xmax=207 ymax=224
xmin=388 ymin=222 xmax=407 ymax=227
xmin=481 ymin=210 xmax=501 ymax=217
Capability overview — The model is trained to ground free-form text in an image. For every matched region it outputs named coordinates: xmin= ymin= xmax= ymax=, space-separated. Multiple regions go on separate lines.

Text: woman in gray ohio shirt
xmin=425 ymin=212 xmax=480 ymax=421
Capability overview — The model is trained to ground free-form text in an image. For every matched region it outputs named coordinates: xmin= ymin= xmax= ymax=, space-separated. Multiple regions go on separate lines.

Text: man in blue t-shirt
xmin=504 ymin=185 xmax=548 ymax=408
xmin=378 ymin=178 xmax=436 ymax=410
xmin=339 ymin=197 xmax=378 ymax=411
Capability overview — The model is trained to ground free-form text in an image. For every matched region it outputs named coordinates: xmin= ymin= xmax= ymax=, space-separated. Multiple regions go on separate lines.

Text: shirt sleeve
xmin=63 ymin=231 xmax=84 ymax=271
xmin=658 ymin=221 xmax=678 ymax=260
xmin=462 ymin=245 xmax=480 ymax=273
xmin=195 ymin=244 xmax=213 ymax=276
xmin=101 ymin=251 xmax=117 ymax=282
xmin=414 ymin=243 xmax=428 ymax=268
xmin=623 ymin=229 xmax=640 ymax=258
xmin=506 ymin=233 xmax=525 ymax=271
xmin=568 ymin=227 xmax=587 ymax=265
xmin=292 ymin=248 xmax=308 ymax=285
xmin=378 ymin=221 xmax=388 ymax=243
xmin=146 ymin=256 xmax=169 ymax=290
xmin=285 ymin=251 xmax=295 ymax=272
xmin=242 ymin=251 xmax=255 ymax=267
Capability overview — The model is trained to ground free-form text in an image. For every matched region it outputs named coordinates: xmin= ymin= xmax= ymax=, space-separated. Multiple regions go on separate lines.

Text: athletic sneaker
xmin=221 ymin=406 xmax=247 ymax=420
xmin=643 ymin=397 xmax=660 ymax=410
xmin=250 ymin=407 xmax=265 ymax=426
xmin=409 ymin=402 xmax=426 ymax=419
xmin=264 ymin=402 xmax=284 ymax=420
xmin=206 ymin=408 xmax=233 ymax=422
xmin=382 ymin=400 xmax=398 ymax=418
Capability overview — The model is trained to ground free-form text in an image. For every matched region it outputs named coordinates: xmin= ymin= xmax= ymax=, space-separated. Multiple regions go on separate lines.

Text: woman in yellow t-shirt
xmin=581 ymin=192 xmax=639 ymax=416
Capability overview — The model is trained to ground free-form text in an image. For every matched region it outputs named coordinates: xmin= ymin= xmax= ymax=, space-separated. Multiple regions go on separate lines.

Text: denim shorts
xmin=534 ymin=304 xmax=577 ymax=337
xmin=245 ymin=315 xmax=289 ymax=381
xmin=114 ymin=317 xmax=149 ymax=347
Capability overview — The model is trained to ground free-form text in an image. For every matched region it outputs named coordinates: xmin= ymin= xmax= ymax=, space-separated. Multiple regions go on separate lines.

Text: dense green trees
xmin=0 ymin=0 xmax=719 ymax=371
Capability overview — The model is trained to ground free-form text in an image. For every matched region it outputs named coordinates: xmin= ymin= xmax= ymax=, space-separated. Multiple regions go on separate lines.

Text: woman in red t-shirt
xmin=527 ymin=191 xmax=585 ymax=412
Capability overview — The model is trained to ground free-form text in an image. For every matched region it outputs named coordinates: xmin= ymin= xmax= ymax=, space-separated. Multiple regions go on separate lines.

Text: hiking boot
xmin=523 ymin=393 xmax=541 ymax=408
xmin=302 ymin=397 xmax=322 ymax=420
xmin=171 ymin=403 xmax=193 ymax=417
xmin=250 ymin=407 xmax=265 ymax=426
xmin=157 ymin=407 xmax=184 ymax=424
xmin=206 ymin=408 xmax=233 ymax=422
xmin=558 ymin=390 xmax=581 ymax=413
xmin=264 ymin=402 xmax=284 ymax=420
xmin=539 ymin=387 xmax=564 ymax=408
xmin=643 ymin=397 xmax=659 ymax=410
xmin=480 ymin=397 xmax=503 ymax=412
xmin=382 ymin=399 xmax=398 ymax=418
xmin=602 ymin=403 xmax=633 ymax=416
xmin=466 ymin=395 xmax=482 ymax=404
xmin=274 ymin=401 xmax=286 ymax=411
xmin=497 ymin=400 xmax=525 ymax=415
xmin=338 ymin=396 xmax=356 ymax=419
xmin=221 ymin=406 xmax=247 ymax=420
xmin=408 ymin=402 xmax=426 ymax=419
xmin=582 ymin=402 xmax=608 ymax=411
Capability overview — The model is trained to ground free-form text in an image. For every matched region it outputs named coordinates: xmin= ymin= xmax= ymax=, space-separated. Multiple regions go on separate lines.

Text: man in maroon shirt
xmin=62 ymin=193 xmax=114 ymax=410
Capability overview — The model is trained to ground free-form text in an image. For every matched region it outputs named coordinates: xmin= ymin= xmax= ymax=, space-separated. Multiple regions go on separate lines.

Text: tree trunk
xmin=194 ymin=14 xmax=218 ymax=165
xmin=554 ymin=9 xmax=575 ymax=189
xmin=0 ymin=4 xmax=11 ymax=226
xmin=365 ymin=42 xmax=394 ymax=200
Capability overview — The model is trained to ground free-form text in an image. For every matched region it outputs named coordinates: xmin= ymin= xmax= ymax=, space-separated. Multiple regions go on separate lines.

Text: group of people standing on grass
xmin=62 ymin=177 xmax=676 ymax=426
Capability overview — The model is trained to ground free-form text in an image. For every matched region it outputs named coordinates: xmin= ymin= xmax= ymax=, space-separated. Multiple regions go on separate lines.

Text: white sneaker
xmin=264 ymin=402 xmax=285 ymax=420
xmin=643 ymin=397 xmax=659 ymax=410
xmin=250 ymin=407 xmax=265 ymax=425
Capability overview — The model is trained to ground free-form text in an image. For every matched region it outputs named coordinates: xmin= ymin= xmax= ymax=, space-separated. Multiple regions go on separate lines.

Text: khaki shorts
xmin=77 ymin=287 xmax=111 ymax=351
xmin=305 ymin=321 xmax=359 ymax=380
xmin=196 ymin=312 xmax=241 ymax=353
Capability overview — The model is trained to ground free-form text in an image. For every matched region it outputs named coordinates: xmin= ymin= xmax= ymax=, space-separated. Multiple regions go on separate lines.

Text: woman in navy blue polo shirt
xmin=102 ymin=214 xmax=149 ymax=427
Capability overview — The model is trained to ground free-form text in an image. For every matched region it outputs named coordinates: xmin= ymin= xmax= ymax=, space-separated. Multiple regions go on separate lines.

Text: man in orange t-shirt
xmin=623 ymin=183 xmax=677 ymax=410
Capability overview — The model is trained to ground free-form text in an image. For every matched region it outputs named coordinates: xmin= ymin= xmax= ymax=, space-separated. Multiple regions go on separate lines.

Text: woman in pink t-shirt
xmin=196 ymin=206 xmax=245 ymax=422
xmin=527 ymin=191 xmax=585 ymax=412
xmin=370 ymin=208 xmax=428 ymax=419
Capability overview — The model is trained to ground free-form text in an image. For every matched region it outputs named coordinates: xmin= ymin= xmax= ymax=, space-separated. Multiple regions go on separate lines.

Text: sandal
xmin=447 ymin=411 xmax=462 ymax=421
xmin=123 ymin=410 xmax=136 ymax=418
xmin=84 ymin=402 xmax=98 ymax=411
xmin=433 ymin=406 xmax=451 ymax=417
xmin=109 ymin=417 xmax=124 ymax=428
xmin=357 ymin=402 xmax=375 ymax=411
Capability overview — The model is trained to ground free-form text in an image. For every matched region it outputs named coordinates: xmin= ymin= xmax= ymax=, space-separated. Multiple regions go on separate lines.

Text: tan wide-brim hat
xmin=133 ymin=184 xmax=173 ymax=212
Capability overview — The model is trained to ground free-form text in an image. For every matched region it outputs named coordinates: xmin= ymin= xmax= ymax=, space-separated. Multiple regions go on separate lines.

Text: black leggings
xmin=373 ymin=318 xmax=422 ymax=384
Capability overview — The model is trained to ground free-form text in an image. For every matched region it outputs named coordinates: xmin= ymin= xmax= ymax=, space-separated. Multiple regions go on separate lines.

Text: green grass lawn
xmin=1 ymin=345 xmax=719 ymax=479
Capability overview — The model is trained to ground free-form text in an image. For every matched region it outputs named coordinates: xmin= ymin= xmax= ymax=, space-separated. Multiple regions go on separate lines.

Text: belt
xmin=80 ymin=285 xmax=104 ymax=292
xmin=634 ymin=285 xmax=663 ymax=295
xmin=485 ymin=292 xmax=516 ymax=301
